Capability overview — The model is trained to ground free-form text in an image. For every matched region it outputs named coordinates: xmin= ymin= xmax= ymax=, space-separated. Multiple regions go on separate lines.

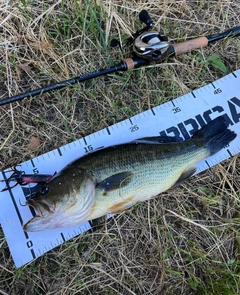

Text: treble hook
xmin=1 ymin=166 xmax=54 ymax=192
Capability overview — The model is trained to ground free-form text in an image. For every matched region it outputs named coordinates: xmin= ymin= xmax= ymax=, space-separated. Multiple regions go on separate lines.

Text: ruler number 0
xmin=214 ymin=88 xmax=222 ymax=95
xmin=26 ymin=240 xmax=33 ymax=248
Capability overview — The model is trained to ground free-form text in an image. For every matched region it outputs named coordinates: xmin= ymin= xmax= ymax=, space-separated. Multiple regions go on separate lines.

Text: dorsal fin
xmin=133 ymin=136 xmax=181 ymax=144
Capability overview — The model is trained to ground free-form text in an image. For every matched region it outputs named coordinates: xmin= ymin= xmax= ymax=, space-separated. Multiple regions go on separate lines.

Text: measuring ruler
xmin=0 ymin=70 xmax=239 ymax=268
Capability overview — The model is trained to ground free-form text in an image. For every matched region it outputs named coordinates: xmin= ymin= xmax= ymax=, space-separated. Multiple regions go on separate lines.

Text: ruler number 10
xmin=214 ymin=88 xmax=222 ymax=95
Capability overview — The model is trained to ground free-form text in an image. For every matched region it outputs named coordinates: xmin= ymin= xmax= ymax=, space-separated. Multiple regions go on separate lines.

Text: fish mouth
xmin=23 ymin=199 xmax=57 ymax=232
xmin=23 ymin=176 xmax=96 ymax=232
xmin=27 ymin=198 xmax=55 ymax=217
xmin=23 ymin=214 xmax=67 ymax=232
xmin=23 ymin=216 xmax=46 ymax=232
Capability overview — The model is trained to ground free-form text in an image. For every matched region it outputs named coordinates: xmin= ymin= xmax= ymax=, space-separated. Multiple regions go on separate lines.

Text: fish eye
xmin=40 ymin=186 xmax=49 ymax=195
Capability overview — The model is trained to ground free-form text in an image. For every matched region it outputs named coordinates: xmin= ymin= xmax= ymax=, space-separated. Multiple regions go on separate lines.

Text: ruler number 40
xmin=214 ymin=88 xmax=222 ymax=95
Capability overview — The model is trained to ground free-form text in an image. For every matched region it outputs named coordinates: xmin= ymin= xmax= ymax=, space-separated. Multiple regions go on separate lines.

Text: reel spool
xmin=132 ymin=31 xmax=174 ymax=62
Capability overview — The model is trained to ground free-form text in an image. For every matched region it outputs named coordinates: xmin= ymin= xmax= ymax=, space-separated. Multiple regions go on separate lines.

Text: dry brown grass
xmin=0 ymin=1 xmax=240 ymax=294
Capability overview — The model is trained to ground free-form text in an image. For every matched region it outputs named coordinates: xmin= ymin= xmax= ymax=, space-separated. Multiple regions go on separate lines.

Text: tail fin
xmin=193 ymin=116 xmax=237 ymax=156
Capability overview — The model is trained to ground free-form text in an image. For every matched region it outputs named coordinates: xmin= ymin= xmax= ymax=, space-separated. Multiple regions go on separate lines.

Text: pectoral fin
xmin=174 ymin=166 xmax=197 ymax=187
xmin=96 ymin=171 xmax=133 ymax=195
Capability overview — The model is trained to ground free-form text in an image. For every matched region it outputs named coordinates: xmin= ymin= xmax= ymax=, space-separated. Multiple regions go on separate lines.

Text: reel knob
xmin=133 ymin=31 xmax=174 ymax=62
xmin=139 ymin=10 xmax=153 ymax=27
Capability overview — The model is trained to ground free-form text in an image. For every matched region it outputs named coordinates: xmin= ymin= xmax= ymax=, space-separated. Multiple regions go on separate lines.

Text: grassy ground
xmin=0 ymin=0 xmax=240 ymax=294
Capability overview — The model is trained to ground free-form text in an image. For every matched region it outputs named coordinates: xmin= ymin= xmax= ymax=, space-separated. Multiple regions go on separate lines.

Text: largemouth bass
xmin=23 ymin=116 xmax=237 ymax=231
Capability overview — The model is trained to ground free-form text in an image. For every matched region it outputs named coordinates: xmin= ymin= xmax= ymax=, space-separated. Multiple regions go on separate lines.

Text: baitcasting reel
xmin=111 ymin=10 xmax=174 ymax=63
xmin=129 ymin=10 xmax=174 ymax=62
xmin=132 ymin=31 xmax=174 ymax=62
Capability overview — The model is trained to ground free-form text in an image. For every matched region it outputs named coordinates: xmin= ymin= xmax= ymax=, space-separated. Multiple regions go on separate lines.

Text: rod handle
xmin=173 ymin=36 xmax=209 ymax=56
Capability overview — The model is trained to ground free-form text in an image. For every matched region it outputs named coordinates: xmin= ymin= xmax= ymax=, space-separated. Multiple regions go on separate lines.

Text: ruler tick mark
xmin=60 ymin=233 xmax=66 ymax=242
xmin=83 ymin=137 xmax=87 ymax=145
xmin=30 ymin=159 xmax=35 ymax=167
xmin=129 ymin=118 xmax=133 ymax=125
xmin=191 ymin=92 xmax=196 ymax=98
xmin=211 ymin=82 xmax=216 ymax=89
xmin=57 ymin=148 xmax=62 ymax=156
xmin=151 ymin=108 xmax=156 ymax=116
xmin=232 ymin=72 xmax=237 ymax=78
xmin=171 ymin=101 xmax=176 ymax=107
xmin=30 ymin=249 xmax=36 ymax=259
xmin=106 ymin=127 xmax=111 ymax=135
xmin=227 ymin=149 xmax=233 ymax=157
xmin=205 ymin=160 xmax=211 ymax=168
xmin=88 ymin=220 xmax=93 ymax=228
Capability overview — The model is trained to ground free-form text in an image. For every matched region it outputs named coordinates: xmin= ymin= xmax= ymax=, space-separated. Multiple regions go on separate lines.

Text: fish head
xmin=23 ymin=166 xmax=95 ymax=231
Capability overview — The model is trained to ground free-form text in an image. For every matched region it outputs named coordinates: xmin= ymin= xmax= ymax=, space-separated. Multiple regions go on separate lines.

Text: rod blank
xmin=0 ymin=58 xmax=147 ymax=106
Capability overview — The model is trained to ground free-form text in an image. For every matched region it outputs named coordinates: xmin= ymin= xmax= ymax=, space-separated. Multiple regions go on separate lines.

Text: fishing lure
xmin=1 ymin=166 xmax=54 ymax=192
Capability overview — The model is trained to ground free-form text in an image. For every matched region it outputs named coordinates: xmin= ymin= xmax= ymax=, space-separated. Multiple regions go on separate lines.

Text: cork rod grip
xmin=173 ymin=36 xmax=209 ymax=56
xmin=124 ymin=58 xmax=135 ymax=70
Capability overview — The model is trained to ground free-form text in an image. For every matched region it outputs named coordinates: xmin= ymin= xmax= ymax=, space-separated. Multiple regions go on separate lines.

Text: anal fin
xmin=173 ymin=166 xmax=197 ymax=187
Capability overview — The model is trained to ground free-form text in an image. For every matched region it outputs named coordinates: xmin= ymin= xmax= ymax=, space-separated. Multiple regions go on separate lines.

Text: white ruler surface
xmin=0 ymin=70 xmax=240 ymax=268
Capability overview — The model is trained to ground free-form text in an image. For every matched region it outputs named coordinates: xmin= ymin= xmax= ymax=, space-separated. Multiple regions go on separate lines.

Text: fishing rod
xmin=1 ymin=10 xmax=240 ymax=107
